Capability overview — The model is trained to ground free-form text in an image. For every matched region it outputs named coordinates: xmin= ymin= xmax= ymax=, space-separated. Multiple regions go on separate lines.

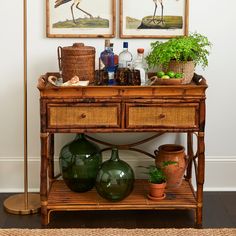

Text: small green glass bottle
xmin=95 ymin=147 xmax=134 ymax=201
xmin=59 ymin=134 xmax=102 ymax=192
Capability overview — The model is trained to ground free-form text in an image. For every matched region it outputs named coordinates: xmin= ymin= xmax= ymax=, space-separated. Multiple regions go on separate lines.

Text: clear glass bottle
xmin=133 ymin=48 xmax=147 ymax=85
xmin=118 ymin=42 xmax=133 ymax=69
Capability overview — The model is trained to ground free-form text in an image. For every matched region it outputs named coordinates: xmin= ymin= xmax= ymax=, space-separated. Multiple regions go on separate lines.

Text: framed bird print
xmin=46 ymin=0 xmax=116 ymax=38
xmin=119 ymin=0 xmax=189 ymax=38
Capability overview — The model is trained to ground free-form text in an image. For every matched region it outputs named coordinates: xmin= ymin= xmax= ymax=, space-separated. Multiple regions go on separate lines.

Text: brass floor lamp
xmin=3 ymin=0 xmax=41 ymax=214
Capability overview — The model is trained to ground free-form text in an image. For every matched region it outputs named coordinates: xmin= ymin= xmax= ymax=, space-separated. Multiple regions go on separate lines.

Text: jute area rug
xmin=0 ymin=228 xmax=235 ymax=236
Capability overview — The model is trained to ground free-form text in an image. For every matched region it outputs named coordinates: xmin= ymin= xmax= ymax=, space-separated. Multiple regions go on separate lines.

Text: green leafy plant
xmin=146 ymin=165 xmax=166 ymax=184
xmin=142 ymin=161 xmax=177 ymax=184
xmin=146 ymin=33 xmax=212 ymax=69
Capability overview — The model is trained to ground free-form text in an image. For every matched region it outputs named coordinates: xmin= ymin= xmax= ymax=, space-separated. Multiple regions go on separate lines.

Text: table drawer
xmin=126 ymin=103 xmax=199 ymax=129
xmin=47 ymin=103 xmax=120 ymax=128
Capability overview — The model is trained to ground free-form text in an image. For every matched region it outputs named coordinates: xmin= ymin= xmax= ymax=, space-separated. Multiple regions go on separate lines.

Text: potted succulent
xmin=146 ymin=32 xmax=212 ymax=84
xmin=143 ymin=161 xmax=177 ymax=200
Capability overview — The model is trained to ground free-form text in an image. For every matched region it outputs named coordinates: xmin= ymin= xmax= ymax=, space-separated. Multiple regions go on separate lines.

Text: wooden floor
xmin=0 ymin=192 xmax=236 ymax=229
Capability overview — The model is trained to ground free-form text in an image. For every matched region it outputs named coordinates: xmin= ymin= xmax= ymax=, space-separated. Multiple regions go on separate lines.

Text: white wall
xmin=0 ymin=0 xmax=236 ymax=192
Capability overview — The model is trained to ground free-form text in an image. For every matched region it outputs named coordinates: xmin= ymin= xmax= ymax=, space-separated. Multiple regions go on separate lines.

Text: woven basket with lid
xmin=58 ymin=43 xmax=95 ymax=83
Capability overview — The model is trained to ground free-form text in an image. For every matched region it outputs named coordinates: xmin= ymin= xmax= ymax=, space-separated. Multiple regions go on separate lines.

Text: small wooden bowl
xmin=149 ymin=76 xmax=184 ymax=85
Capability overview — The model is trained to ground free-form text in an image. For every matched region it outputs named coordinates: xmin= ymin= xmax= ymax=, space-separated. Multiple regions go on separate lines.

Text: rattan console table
xmin=38 ymin=73 xmax=207 ymax=227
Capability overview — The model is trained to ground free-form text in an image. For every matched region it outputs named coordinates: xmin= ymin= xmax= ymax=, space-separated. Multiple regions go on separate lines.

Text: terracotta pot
xmin=149 ymin=182 xmax=166 ymax=199
xmin=155 ymin=144 xmax=187 ymax=189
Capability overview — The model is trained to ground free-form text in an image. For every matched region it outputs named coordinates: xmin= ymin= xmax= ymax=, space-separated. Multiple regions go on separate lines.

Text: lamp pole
xmin=3 ymin=0 xmax=41 ymax=215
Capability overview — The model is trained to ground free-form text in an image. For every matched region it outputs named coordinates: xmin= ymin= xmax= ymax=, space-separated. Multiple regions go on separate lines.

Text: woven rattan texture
xmin=168 ymin=61 xmax=195 ymax=84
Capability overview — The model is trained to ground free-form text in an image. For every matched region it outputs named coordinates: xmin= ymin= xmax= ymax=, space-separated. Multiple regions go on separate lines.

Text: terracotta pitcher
xmin=155 ymin=144 xmax=187 ymax=189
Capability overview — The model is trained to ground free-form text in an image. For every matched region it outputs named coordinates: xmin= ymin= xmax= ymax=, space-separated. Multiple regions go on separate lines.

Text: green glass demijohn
xmin=95 ymin=147 xmax=135 ymax=201
xmin=59 ymin=134 xmax=102 ymax=192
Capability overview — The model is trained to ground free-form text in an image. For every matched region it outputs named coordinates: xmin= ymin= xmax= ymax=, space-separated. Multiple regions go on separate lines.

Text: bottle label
xmin=119 ymin=60 xmax=132 ymax=69
xmin=108 ymin=71 xmax=115 ymax=85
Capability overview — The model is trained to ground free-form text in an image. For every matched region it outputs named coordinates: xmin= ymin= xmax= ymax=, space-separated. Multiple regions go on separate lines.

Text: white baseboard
xmin=0 ymin=152 xmax=236 ymax=192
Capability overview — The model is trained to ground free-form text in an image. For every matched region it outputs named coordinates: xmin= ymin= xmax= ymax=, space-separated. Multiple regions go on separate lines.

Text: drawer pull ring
xmin=80 ymin=113 xmax=86 ymax=119
xmin=158 ymin=114 xmax=166 ymax=119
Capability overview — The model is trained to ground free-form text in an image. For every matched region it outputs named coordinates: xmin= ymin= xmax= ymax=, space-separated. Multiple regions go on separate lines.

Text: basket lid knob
xmin=73 ymin=43 xmax=85 ymax=47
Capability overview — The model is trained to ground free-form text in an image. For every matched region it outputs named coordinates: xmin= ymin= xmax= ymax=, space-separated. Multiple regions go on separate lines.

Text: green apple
xmin=157 ymin=71 xmax=165 ymax=78
xmin=161 ymin=75 xmax=170 ymax=79
xmin=175 ymin=73 xmax=184 ymax=78
xmin=167 ymin=71 xmax=175 ymax=78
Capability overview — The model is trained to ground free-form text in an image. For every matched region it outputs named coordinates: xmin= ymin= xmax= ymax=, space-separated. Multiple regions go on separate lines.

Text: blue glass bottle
xmin=100 ymin=40 xmax=115 ymax=85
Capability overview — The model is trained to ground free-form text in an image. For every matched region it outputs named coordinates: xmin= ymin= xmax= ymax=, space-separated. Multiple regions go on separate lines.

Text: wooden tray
xmin=37 ymin=73 xmax=207 ymax=99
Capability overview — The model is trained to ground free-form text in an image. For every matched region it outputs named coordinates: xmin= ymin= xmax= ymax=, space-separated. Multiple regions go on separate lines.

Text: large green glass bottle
xmin=59 ymin=134 xmax=102 ymax=192
xmin=95 ymin=148 xmax=134 ymax=201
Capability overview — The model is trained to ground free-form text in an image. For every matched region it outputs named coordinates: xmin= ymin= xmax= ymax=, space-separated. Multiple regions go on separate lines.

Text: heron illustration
xmin=151 ymin=0 xmax=179 ymax=25
xmin=55 ymin=0 xmax=92 ymax=24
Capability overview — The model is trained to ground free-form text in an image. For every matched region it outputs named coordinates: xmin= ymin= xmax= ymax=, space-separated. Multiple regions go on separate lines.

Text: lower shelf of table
xmin=47 ymin=179 xmax=197 ymax=211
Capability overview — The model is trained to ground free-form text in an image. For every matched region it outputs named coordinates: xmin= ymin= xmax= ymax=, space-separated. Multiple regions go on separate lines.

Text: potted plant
xmin=146 ymin=32 xmax=212 ymax=84
xmin=142 ymin=161 xmax=177 ymax=200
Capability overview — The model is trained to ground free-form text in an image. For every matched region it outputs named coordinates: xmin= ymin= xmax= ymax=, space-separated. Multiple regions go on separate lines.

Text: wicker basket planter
xmin=167 ymin=61 xmax=195 ymax=84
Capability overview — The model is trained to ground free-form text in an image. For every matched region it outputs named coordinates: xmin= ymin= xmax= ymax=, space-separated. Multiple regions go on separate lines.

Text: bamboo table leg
xmin=40 ymin=133 xmax=50 ymax=226
xmin=186 ymin=132 xmax=194 ymax=181
xmin=196 ymin=131 xmax=205 ymax=228
xmin=48 ymin=134 xmax=55 ymax=186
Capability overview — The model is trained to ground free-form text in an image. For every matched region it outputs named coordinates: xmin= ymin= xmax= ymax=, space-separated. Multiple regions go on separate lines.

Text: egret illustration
xmin=151 ymin=0 xmax=179 ymax=25
xmin=55 ymin=0 xmax=92 ymax=24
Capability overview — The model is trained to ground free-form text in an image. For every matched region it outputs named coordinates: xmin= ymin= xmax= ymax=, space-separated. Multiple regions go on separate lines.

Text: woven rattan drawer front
xmin=47 ymin=103 xmax=120 ymax=128
xmin=126 ymin=103 xmax=199 ymax=129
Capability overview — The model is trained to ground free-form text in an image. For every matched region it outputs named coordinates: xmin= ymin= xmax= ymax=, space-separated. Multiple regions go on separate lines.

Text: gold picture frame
xmin=119 ymin=0 xmax=189 ymax=39
xmin=46 ymin=0 xmax=116 ymax=38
